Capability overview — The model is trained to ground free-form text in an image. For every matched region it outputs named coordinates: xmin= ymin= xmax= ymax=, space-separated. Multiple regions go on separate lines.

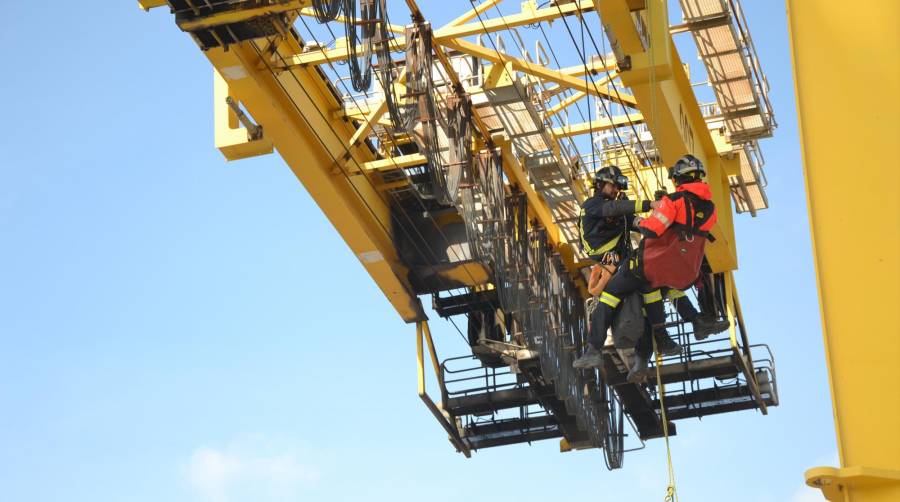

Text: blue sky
xmin=0 ymin=2 xmax=834 ymax=501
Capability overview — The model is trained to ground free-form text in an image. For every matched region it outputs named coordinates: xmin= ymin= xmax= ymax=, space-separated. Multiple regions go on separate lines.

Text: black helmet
xmin=594 ymin=165 xmax=628 ymax=190
xmin=668 ymin=154 xmax=706 ymax=182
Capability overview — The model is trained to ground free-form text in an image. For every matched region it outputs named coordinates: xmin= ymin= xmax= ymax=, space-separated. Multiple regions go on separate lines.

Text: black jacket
xmin=580 ymin=192 xmax=651 ymax=258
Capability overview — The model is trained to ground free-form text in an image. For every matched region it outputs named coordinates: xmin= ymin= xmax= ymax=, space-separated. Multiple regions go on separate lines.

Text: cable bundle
xmin=312 ymin=0 xmax=383 ymax=92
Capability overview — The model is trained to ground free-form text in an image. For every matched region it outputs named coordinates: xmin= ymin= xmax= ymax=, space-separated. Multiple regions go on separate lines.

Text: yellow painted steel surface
xmin=205 ymin=40 xmax=425 ymax=323
xmin=786 ymin=1 xmax=900 ymax=500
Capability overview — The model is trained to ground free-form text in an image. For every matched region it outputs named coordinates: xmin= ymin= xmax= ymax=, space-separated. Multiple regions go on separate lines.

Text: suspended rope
xmin=652 ymin=335 xmax=679 ymax=502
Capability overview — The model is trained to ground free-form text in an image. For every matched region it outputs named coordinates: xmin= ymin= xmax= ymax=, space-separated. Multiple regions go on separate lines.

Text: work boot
xmin=626 ymin=353 xmax=649 ymax=385
xmin=654 ymin=331 xmax=682 ymax=356
xmin=692 ymin=314 xmax=731 ymax=341
xmin=573 ymin=345 xmax=604 ymax=369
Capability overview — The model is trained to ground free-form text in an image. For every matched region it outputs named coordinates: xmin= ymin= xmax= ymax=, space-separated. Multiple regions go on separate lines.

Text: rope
xmin=652 ymin=335 xmax=679 ymax=502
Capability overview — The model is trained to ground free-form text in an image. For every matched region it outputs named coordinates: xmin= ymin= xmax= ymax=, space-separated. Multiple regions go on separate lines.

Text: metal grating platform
xmin=678 ymin=0 xmax=776 ymax=144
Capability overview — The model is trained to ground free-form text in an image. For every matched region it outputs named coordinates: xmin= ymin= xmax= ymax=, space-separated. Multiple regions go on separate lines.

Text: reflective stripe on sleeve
xmin=652 ymin=210 xmax=671 ymax=226
xmin=643 ymin=290 xmax=663 ymax=304
xmin=600 ymin=291 xmax=621 ymax=308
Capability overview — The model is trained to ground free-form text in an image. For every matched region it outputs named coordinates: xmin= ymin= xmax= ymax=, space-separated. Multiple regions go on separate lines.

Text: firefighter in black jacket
xmin=578 ymin=166 xmax=653 ymax=370
xmin=579 ymin=165 xmax=649 ymax=266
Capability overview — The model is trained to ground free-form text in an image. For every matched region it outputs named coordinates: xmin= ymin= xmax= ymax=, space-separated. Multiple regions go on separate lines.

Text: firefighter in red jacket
xmin=574 ymin=155 xmax=729 ymax=380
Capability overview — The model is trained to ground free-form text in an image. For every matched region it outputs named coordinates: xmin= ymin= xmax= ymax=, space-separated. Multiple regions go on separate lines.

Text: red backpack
xmin=641 ymin=194 xmax=713 ymax=290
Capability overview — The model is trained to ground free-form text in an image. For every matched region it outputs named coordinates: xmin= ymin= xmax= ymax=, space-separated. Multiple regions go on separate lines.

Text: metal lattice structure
xmin=137 ymin=0 xmax=779 ymax=469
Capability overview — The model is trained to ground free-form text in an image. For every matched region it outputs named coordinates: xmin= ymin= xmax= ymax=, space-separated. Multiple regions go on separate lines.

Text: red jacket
xmin=638 ymin=182 xmax=717 ymax=238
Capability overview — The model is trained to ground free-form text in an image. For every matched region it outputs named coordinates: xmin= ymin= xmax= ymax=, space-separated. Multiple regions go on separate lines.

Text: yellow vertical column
xmin=786 ymin=2 xmax=900 ymax=501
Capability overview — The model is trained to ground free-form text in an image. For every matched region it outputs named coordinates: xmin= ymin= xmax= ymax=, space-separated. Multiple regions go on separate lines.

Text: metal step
xmin=651 ymin=383 xmax=777 ymax=420
xmin=446 ymin=387 xmax=540 ymax=415
xmin=463 ymin=415 xmax=563 ymax=449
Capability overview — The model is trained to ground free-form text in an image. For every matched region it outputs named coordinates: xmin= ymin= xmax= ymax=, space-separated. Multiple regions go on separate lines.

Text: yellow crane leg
xmin=786 ymin=2 xmax=900 ymax=500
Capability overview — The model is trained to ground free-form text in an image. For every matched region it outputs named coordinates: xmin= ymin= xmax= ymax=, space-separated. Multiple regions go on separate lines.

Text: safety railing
xmin=416 ymin=320 xmax=471 ymax=457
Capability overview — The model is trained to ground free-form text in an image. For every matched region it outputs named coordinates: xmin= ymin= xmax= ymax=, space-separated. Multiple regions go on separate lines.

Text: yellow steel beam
xmin=214 ymin=69 xmax=274 ymax=161
xmin=551 ymin=113 xmax=643 ymax=138
xmin=787 ymin=1 xmax=900 ymax=500
xmin=138 ymin=0 xmax=167 ymax=11
xmin=556 ymin=54 xmax=618 ymax=78
xmin=496 ymin=138 xmax=561 ymax=247
xmin=439 ymin=37 xmax=637 ymax=107
xmin=546 ymin=90 xmax=587 ymax=118
xmin=362 ymin=153 xmax=427 ymax=172
xmin=335 ymin=108 xmax=393 ymax=127
xmin=201 ymin=38 xmax=424 ymax=323
xmin=543 ymin=72 xmax=619 ymax=118
xmin=594 ymin=0 xmax=736 ymax=272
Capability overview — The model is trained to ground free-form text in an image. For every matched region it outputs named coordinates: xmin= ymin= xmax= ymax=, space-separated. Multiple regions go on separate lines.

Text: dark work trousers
xmin=663 ymin=288 xmax=700 ymax=322
xmin=588 ymin=266 xmax=664 ymax=350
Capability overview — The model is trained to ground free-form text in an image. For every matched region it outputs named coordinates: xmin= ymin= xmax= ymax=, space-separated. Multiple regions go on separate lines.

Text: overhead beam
xmin=556 ymin=53 xmax=618 ymax=77
xmin=362 ymin=153 xmax=428 ymax=172
xmin=289 ymin=0 xmax=595 ymax=67
xmin=551 ymin=113 xmax=644 ymax=138
xmin=439 ymin=37 xmax=637 ymax=107
xmin=544 ymin=71 xmax=620 ymax=116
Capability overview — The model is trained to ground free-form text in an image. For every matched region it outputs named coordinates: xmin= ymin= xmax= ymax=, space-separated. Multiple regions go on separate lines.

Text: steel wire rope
xmin=520 ymin=2 xmax=644 ymax=191
xmin=466 ymin=2 xmax=623 ymax=464
xmin=532 ymin=22 xmax=602 ymax=174
xmin=572 ymin=7 xmax=699 ymax=478
xmin=497 ymin=3 xmax=650 ymax=465
xmin=481 ymin=0 xmax=655 ymax=203
xmin=468 ymin=0 xmax=591 ymax=200
xmin=298 ymin=10 xmax=474 ymax=272
xmin=564 ymin=7 xmax=667 ymax=193
xmin=579 ymin=10 xmax=597 ymax=174
xmin=249 ymin=30 xmax=477 ymax=345
xmin=296 ymin=10 xmax=487 ymax=303
xmin=291 ymin=15 xmax=486 ymax=345
xmin=369 ymin=5 xmax=532 ymax=319
xmin=550 ymin=3 xmax=658 ymax=200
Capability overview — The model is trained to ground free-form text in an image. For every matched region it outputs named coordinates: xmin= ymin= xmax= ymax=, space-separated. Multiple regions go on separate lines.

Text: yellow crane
xmin=787 ymin=1 xmax=900 ymax=501
xmin=136 ymin=0 xmax=803 ymax=483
